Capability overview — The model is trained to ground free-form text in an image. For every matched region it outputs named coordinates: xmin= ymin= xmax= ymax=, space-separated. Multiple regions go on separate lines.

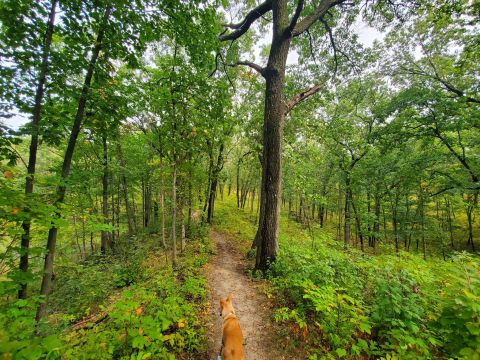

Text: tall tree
xmin=36 ymin=4 xmax=113 ymax=321
xmin=17 ymin=0 xmax=58 ymax=300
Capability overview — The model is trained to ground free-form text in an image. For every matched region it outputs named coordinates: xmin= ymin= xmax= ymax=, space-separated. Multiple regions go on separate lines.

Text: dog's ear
xmin=227 ymin=293 xmax=233 ymax=302
xmin=219 ymin=298 xmax=225 ymax=309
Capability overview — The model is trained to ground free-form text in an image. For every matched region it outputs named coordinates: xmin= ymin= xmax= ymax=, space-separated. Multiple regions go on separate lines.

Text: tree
xmin=218 ymin=0 xmax=413 ymax=271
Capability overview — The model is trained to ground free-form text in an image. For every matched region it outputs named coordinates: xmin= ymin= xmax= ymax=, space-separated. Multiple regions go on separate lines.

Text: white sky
xmin=3 ymin=18 xmax=385 ymax=130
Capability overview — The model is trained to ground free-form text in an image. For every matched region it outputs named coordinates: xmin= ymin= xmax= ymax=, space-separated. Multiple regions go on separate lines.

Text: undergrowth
xmin=0 ymin=222 xmax=212 ymax=359
xmin=214 ymin=195 xmax=480 ymax=360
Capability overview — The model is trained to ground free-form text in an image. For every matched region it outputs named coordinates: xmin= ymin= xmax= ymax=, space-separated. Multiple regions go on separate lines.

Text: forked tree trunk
xmin=18 ymin=0 xmax=58 ymax=300
xmin=36 ymin=5 xmax=112 ymax=321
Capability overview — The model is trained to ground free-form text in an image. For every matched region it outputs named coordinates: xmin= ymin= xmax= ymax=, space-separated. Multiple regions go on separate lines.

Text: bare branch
xmin=287 ymin=0 xmax=304 ymax=35
xmin=228 ymin=60 xmax=266 ymax=77
xmin=292 ymin=0 xmax=349 ymax=37
xmin=319 ymin=17 xmax=338 ymax=75
xmin=285 ymin=80 xmax=326 ymax=114
xmin=209 ymin=53 xmax=220 ymax=77
xmin=399 ymin=60 xmax=480 ymax=105
xmin=219 ymin=52 xmax=234 ymax=88
xmin=219 ymin=0 xmax=273 ymax=41
xmin=305 ymin=29 xmax=318 ymax=66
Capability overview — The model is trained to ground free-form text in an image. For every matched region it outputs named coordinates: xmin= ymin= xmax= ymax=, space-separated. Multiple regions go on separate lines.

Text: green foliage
xmin=63 ymin=240 xmax=210 ymax=359
xmin=436 ymin=253 xmax=480 ymax=359
xmin=0 ymin=297 xmax=62 ymax=359
xmin=215 ymin=195 xmax=480 ymax=359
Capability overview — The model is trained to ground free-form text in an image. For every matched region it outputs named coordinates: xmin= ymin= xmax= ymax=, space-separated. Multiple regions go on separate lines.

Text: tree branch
xmin=228 ymin=60 xmax=266 ymax=77
xmin=219 ymin=0 xmax=273 ymax=41
xmin=292 ymin=0 xmax=348 ymax=37
xmin=285 ymin=80 xmax=326 ymax=114
xmin=319 ymin=17 xmax=338 ymax=75
xmin=287 ymin=0 xmax=304 ymax=34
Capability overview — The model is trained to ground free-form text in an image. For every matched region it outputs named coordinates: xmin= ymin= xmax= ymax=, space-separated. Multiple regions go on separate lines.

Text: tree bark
xmin=255 ymin=0 xmax=291 ymax=272
xmin=36 ymin=5 xmax=112 ymax=321
xmin=18 ymin=0 xmax=58 ymax=300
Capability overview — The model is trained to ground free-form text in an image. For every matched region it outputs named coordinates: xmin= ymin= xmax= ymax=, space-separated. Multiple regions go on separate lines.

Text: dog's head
xmin=219 ymin=293 xmax=235 ymax=317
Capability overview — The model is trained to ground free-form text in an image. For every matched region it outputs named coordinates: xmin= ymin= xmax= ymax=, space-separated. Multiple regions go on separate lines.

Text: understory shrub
xmin=269 ymin=238 xmax=479 ymax=359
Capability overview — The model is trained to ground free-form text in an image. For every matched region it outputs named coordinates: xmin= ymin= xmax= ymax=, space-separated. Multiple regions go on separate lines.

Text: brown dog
xmin=219 ymin=293 xmax=244 ymax=360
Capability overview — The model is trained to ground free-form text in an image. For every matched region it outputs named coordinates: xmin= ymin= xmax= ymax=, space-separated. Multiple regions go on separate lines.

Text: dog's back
xmin=222 ymin=315 xmax=244 ymax=360
xmin=220 ymin=294 xmax=244 ymax=360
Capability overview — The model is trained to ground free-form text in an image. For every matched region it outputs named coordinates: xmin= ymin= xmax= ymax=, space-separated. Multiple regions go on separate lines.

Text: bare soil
xmin=204 ymin=230 xmax=279 ymax=360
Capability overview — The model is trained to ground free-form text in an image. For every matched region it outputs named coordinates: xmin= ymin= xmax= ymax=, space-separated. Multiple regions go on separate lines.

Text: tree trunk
xmin=204 ymin=141 xmax=214 ymax=213
xmin=187 ymin=164 xmax=193 ymax=237
xmin=172 ymin=157 xmax=177 ymax=266
xmin=36 ymin=5 xmax=111 ymax=321
xmin=144 ymin=179 xmax=151 ymax=229
xmin=465 ymin=192 xmax=476 ymax=252
xmin=160 ymin=157 xmax=167 ymax=249
xmin=180 ymin=197 xmax=185 ymax=253
xmin=116 ymin=137 xmax=135 ymax=236
xmin=444 ymin=196 xmax=454 ymax=249
xmin=373 ymin=190 xmax=380 ymax=248
xmin=207 ymin=143 xmax=224 ymax=224
xmin=344 ymin=172 xmax=351 ymax=249
xmin=255 ymin=1 xmax=291 ymax=272
xmin=351 ymin=195 xmax=363 ymax=252
xmin=18 ymin=0 xmax=58 ymax=300
xmin=420 ymin=190 xmax=426 ymax=260
xmin=101 ymin=134 xmax=109 ymax=254
xmin=110 ymin=173 xmax=116 ymax=245
xmin=236 ymin=157 xmax=241 ymax=208
xmin=392 ymin=194 xmax=399 ymax=254
xmin=250 ymin=188 xmax=255 ymax=213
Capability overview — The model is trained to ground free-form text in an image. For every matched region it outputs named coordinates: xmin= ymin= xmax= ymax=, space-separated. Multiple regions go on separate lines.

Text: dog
xmin=219 ymin=293 xmax=244 ymax=360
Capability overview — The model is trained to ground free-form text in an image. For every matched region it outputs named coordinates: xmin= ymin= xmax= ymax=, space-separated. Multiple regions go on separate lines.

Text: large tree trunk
xmin=36 ymin=5 xmax=112 ymax=321
xmin=255 ymin=1 xmax=291 ymax=272
xmin=18 ymin=0 xmax=58 ymax=300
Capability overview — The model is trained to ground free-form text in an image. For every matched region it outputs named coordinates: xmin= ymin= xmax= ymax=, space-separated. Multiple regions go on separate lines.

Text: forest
xmin=0 ymin=0 xmax=479 ymax=359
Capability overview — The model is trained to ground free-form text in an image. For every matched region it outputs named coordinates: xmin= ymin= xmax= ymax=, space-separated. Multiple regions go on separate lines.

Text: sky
xmin=2 ymin=15 xmax=384 ymax=131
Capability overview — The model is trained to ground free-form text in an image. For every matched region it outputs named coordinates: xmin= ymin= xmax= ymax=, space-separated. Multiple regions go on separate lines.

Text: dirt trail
xmin=205 ymin=230 xmax=278 ymax=360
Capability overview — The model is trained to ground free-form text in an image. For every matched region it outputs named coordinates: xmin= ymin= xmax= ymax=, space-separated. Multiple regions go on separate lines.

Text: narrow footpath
xmin=204 ymin=230 xmax=279 ymax=360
